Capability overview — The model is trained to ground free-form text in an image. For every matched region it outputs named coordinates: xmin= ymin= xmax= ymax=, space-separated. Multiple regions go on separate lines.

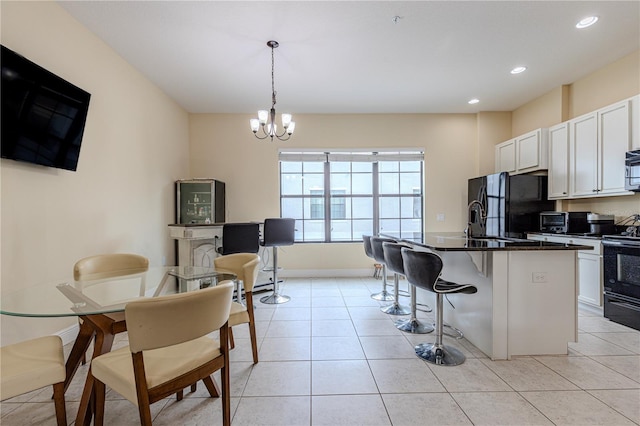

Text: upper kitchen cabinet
xmin=548 ymin=122 xmax=570 ymax=199
xmin=569 ymin=97 xmax=636 ymax=198
xmin=495 ymin=139 xmax=516 ymax=173
xmin=495 ymin=128 xmax=548 ymax=175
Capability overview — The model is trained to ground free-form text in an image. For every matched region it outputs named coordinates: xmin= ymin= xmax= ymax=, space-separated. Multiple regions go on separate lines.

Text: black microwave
xmin=625 ymin=150 xmax=640 ymax=192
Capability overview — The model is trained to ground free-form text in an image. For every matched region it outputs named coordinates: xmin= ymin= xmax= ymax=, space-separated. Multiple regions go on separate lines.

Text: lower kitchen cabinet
xmin=528 ymin=233 xmax=603 ymax=309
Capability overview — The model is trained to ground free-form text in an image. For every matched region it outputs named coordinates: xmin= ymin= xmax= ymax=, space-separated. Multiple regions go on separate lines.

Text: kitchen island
xmin=385 ymin=232 xmax=592 ymax=360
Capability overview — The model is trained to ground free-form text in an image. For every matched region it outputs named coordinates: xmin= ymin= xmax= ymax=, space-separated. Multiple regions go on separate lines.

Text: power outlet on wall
xmin=532 ymin=272 xmax=547 ymax=283
xmin=436 ymin=213 xmax=445 ymax=222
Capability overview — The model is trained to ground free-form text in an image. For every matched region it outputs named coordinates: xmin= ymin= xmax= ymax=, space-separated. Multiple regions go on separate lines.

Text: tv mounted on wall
xmin=1 ymin=45 xmax=91 ymax=172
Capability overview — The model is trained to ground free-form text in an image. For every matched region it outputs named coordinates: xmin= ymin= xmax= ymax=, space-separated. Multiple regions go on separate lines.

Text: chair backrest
xmin=262 ymin=218 xmax=295 ymax=247
xmin=382 ymin=242 xmax=411 ymax=275
xmin=125 ymin=281 xmax=234 ymax=353
xmin=74 ymin=253 xmax=149 ymax=281
xmin=370 ymin=236 xmax=395 ymax=264
xmin=214 ymin=253 xmax=260 ymax=292
xmin=400 ymin=248 xmax=443 ymax=293
xmin=362 ymin=235 xmax=374 ymax=258
xmin=219 ymin=223 xmax=260 ymax=255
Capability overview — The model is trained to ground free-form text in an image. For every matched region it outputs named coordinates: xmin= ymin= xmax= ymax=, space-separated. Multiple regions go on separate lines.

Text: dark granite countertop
xmin=382 ymin=232 xmax=593 ymax=252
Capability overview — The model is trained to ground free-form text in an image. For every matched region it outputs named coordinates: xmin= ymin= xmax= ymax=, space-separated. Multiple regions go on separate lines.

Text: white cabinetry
xmin=495 ymin=128 xmax=548 ymax=174
xmin=548 ymin=122 xmax=570 ymax=199
xmin=495 ymin=139 xmax=516 ymax=173
xmin=527 ymin=234 xmax=603 ymax=309
xmin=569 ymin=98 xmax=633 ymax=198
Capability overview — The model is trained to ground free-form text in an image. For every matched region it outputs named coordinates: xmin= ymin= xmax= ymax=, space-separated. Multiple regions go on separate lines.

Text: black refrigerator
xmin=468 ymin=172 xmax=554 ymax=238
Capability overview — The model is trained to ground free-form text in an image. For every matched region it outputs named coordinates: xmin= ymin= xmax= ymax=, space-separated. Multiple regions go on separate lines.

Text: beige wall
xmin=477 ymin=112 xmax=512 ymax=176
xmin=190 ymin=113 xmax=478 ymax=272
xmin=512 ymin=86 xmax=566 ymax=136
xmin=1 ymin=2 xmax=190 ymax=344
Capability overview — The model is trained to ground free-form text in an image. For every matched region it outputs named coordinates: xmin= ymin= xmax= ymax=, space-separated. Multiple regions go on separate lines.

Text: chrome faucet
xmin=464 ymin=200 xmax=486 ymax=237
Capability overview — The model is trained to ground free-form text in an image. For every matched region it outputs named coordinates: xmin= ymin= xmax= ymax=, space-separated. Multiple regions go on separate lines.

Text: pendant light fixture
xmin=250 ymin=40 xmax=295 ymax=141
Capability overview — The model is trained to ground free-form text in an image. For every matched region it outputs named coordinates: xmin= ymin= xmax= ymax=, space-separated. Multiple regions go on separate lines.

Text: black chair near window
xmin=216 ymin=223 xmax=260 ymax=255
xmin=259 ymin=218 xmax=296 ymax=304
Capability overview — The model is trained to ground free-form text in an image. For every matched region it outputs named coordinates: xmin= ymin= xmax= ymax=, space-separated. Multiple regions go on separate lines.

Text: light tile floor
xmin=2 ymin=277 xmax=639 ymax=425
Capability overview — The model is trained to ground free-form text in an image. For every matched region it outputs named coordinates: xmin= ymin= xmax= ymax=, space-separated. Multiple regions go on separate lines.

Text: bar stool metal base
xmin=395 ymin=318 xmax=434 ymax=334
xmin=415 ymin=342 xmax=466 ymax=366
xmin=260 ymin=293 xmax=290 ymax=304
xmin=371 ymin=290 xmax=395 ymax=301
xmin=381 ymin=303 xmax=411 ymax=316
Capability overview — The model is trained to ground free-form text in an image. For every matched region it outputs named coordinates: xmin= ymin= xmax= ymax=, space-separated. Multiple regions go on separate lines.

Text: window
xmin=280 ymin=150 xmax=424 ymax=242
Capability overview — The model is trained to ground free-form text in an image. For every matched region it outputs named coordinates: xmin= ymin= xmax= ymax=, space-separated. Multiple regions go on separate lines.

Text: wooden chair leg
xmin=222 ymin=359 xmax=230 ymax=426
xmin=191 ymin=383 xmax=197 ymax=392
xmin=93 ymin=379 xmax=105 ymax=426
xmin=248 ymin=321 xmax=259 ymax=364
xmin=203 ymin=376 xmax=220 ymax=398
xmin=228 ymin=327 xmax=235 ymax=349
xmin=176 ymin=390 xmax=183 ymax=401
xmin=52 ymin=382 xmax=67 ymax=426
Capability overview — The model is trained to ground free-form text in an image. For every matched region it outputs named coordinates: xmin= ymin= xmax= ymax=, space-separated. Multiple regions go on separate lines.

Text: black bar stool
xmin=380 ymin=242 xmax=411 ymax=316
xmin=259 ymin=218 xmax=295 ymax=304
xmin=382 ymin=242 xmax=434 ymax=333
xmin=401 ymin=247 xmax=477 ymax=366
xmin=216 ymin=223 xmax=260 ymax=255
xmin=369 ymin=236 xmax=396 ymax=302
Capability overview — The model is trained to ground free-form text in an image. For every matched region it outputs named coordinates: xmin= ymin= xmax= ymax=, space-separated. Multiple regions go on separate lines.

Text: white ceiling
xmin=59 ymin=1 xmax=640 ymax=114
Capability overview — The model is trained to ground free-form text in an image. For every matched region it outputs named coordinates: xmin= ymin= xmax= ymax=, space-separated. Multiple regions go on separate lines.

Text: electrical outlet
xmin=532 ymin=272 xmax=547 ymax=283
xmin=437 ymin=213 xmax=445 ymax=222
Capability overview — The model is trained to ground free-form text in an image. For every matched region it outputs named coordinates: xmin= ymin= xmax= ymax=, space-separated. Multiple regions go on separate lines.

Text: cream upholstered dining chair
xmin=0 ymin=336 xmax=67 ymax=426
xmin=214 ymin=253 xmax=261 ymax=364
xmin=73 ymin=253 xmax=149 ymax=363
xmin=90 ymin=281 xmax=234 ymax=426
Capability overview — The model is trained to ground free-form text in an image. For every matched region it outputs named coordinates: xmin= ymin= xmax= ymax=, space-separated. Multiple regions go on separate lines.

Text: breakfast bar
xmin=386 ymin=232 xmax=592 ymax=360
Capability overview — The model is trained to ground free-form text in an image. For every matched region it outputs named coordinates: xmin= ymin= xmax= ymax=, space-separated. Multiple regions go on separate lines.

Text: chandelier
xmin=250 ymin=40 xmax=295 ymax=141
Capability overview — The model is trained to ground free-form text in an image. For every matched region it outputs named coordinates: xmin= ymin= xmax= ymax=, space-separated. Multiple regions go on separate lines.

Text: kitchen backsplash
xmin=563 ymin=195 xmax=640 ymax=223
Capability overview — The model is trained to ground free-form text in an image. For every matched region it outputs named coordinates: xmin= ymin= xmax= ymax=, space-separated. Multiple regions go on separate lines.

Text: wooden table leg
xmin=63 ymin=318 xmax=95 ymax=393
xmin=75 ymin=314 xmax=119 ymax=426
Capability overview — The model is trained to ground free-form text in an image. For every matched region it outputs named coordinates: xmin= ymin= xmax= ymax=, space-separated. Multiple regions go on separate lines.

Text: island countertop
xmin=382 ymin=232 xmax=593 ymax=251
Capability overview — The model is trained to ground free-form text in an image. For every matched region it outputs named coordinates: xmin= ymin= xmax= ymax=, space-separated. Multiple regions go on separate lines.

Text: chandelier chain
xmin=271 ymin=44 xmax=277 ymax=108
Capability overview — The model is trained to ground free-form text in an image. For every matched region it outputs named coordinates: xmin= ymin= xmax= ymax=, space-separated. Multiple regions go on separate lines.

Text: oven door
xmin=603 ymin=239 xmax=640 ymax=300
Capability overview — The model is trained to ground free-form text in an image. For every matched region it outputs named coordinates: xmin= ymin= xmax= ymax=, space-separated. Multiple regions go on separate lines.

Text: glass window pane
xmin=330 ymin=173 xmax=351 ymax=193
xmin=281 ymin=174 xmax=302 ymax=195
xmin=379 ymin=161 xmax=399 ymax=172
xmin=400 ymin=196 xmax=422 ymax=219
xmin=281 ymin=161 xmax=302 ymax=173
xmin=399 ymin=172 xmax=421 ymax=194
xmin=380 ymin=218 xmax=400 ymax=233
xmin=400 ymin=161 xmax=421 ymax=172
xmin=330 ymin=220 xmax=352 ymax=241
xmin=330 ymin=162 xmax=350 ymax=172
xmin=380 ymin=197 xmax=400 ymax=218
xmin=281 ymin=198 xmax=303 ymax=219
xmin=303 ymin=174 xmax=324 ymax=194
xmin=379 ymin=172 xmax=399 ymax=194
xmin=352 ymin=219 xmax=373 ymax=238
xmin=352 ymin=173 xmax=372 ymax=194
xmin=352 ymin=197 xmax=373 ymax=219
xmin=352 ymin=162 xmax=372 ymax=173
xmin=401 ymin=218 xmax=422 ymax=233
xmin=303 ymin=220 xmax=324 ymax=241
xmin=303 ymin=162 xmax=324 ymax=173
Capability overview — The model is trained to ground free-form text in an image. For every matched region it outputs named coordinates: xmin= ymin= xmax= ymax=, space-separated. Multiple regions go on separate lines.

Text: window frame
xmin=279 ymin=150 xmax=424 ymax=243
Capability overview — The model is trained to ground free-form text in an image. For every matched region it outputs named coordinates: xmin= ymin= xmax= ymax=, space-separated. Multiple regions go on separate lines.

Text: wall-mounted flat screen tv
xmin=1 ymin=45 xmax=91 ymax=172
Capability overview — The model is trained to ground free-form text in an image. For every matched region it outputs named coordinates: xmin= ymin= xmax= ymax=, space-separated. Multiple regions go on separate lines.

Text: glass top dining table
xmin=0 ymin=265 xmax=237 ymax=426
xmin=0 ymin=266 xmax=236 ymax=317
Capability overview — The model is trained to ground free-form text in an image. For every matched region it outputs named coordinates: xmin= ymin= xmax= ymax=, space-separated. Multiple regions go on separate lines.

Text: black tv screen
xmin=1 ymin=45 xmax=91 ymax=172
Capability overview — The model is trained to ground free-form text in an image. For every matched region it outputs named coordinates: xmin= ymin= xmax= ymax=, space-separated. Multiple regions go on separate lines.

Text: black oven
xmin=603 ymin=236 xmax=640 ymax=330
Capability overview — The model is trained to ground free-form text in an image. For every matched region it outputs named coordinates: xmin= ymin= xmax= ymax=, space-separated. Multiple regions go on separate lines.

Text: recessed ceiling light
xmin=468 ymin=98 xmax=480 ymax=105
xmin=510 ymin=66 xmax=527 ymax=74
xmin=576 ymin=16 xmax=598 ymax=29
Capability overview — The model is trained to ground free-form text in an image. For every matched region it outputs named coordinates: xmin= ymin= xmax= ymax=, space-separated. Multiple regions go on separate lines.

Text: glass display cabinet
xmin=176 ymin=179 xmax=226 ymax=224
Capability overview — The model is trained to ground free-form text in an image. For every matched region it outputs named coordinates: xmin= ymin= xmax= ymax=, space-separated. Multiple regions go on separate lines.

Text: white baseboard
xmin=280 ymin=269 xmax=373 ymax=278
xmin=56 ymin=323 xmax=80 ymax=346
xmin=578 ymin=301 xmax=604 ymax=317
